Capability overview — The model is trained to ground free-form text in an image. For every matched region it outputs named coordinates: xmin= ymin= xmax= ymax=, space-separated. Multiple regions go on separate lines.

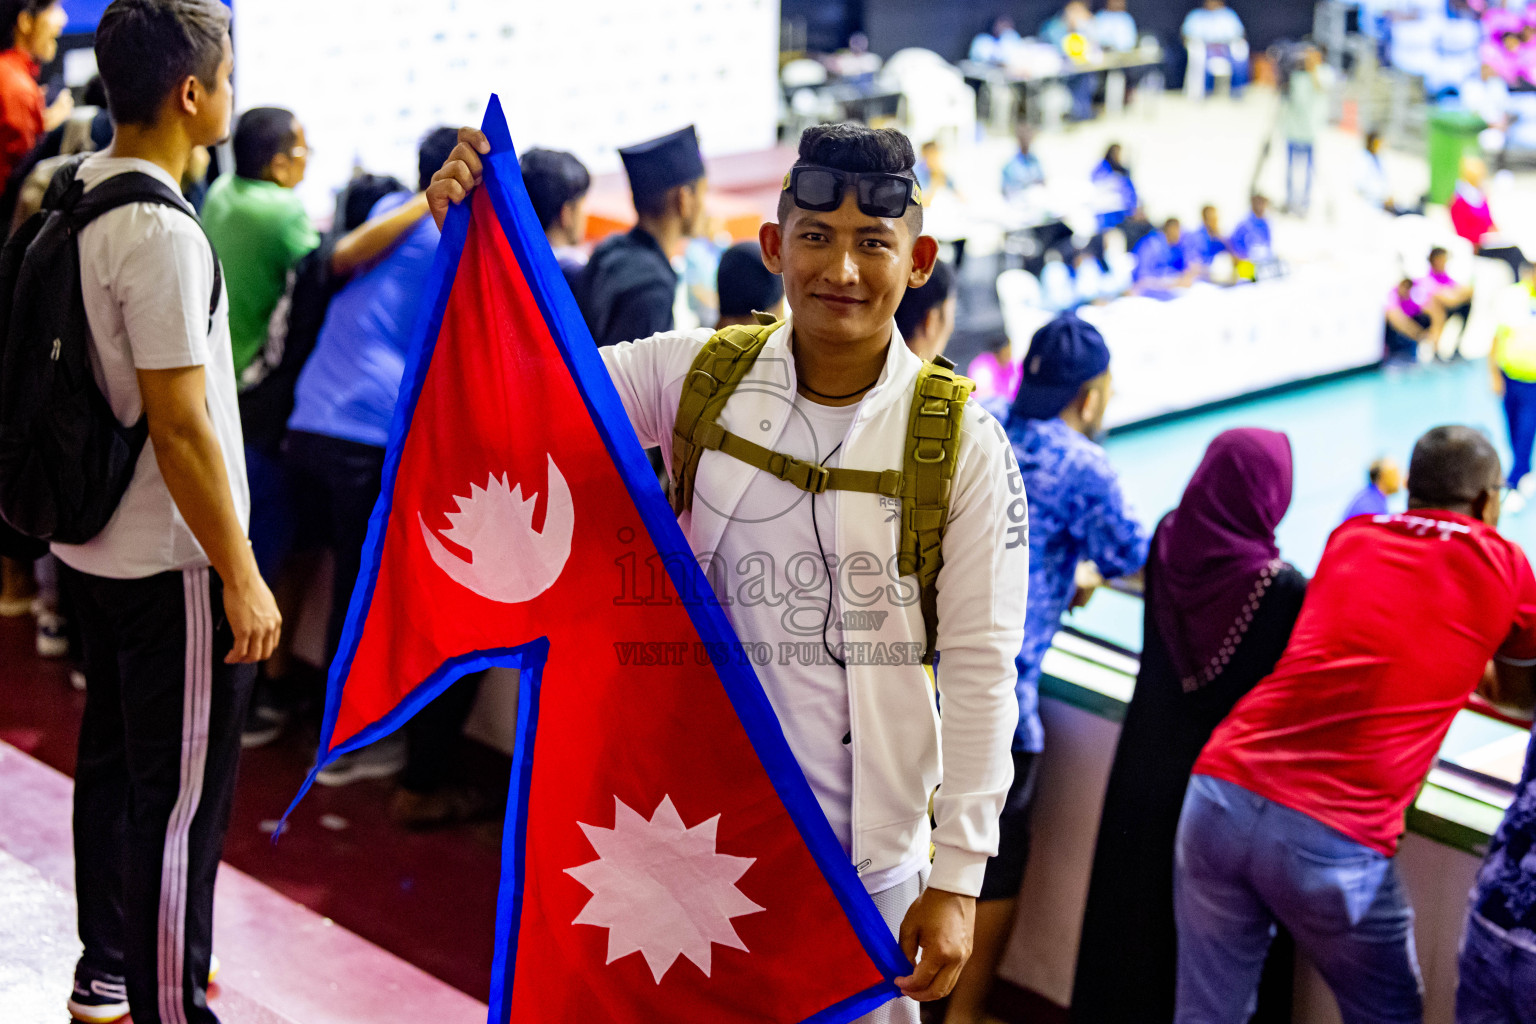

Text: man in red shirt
xmin=1173 ymin=425 xmax=1536 ymax=1024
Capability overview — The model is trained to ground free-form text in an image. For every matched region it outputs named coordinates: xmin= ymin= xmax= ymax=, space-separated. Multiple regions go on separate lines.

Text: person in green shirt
xmin=202 ymin=106 xmax=319 ymax=378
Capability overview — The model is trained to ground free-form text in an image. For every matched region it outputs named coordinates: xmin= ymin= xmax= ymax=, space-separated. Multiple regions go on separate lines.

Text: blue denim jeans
xmin=1456 ymin=913 xmax=1536 ymax=1024
xmin=1286 ymin=141 xmax=1314 ymax=214
xmin=1174 ymin=774 xmax=1424 ymax=1024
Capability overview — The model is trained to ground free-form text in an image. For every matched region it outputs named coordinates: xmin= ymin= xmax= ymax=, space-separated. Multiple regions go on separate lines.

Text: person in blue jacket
xmin=1228 ymin=193 xmax=1275 ymax=270
xmin=1180 ymin=204 xmax=1228 ymax=269
xmin=1133 ymin=218 xmax=1194 ymax=294
xmin=1091 ymin=143 xmax=1137 ymax=231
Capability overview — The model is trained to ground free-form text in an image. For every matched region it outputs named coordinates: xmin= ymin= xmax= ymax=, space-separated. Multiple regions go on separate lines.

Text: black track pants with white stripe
xmin=65 ymin=564 xmax=255 ymax=1024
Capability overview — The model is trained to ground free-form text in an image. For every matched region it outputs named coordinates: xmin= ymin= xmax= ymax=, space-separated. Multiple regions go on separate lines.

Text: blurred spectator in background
xmin=969 ymin=15 xmax=1024 ymax=66
xmin=1280 ymin=45 xmax=1327 ymax=217
xmin=894 ymin=259 xmax=957 ymax=362
xmin=203 ymin=107 xmax=319 ymax=381
xmin=1 ymin=72 xmax=112 ymax=232
xmin=1091 ymin=143 xmax=1137 ymax=231
xmin=968 ymin=337 xmax=1022 ymax=412
xmin=1228 ymin=193 xmax=1275 ymax=272
xmin=1041 ymin=2 xmax=1098 ymax=121
xmin=1385 ymin=276 xmax=1442 ymax=364
xmin=1421 ymin=246 xmax=1473 ymax=338
xmin=1452 ymin=155 xmax=1528 ymax=279
xmin=1342 ymin=456 xmax=1404 ymax=521
xmin=1356 ymin=131 xmax=1423 ymax=216
xmin=1492 ymin=263 xmax=1536 ymax=508
xmin=1001 ymin=124 xmax=1045 ymax=200
xmin=0 ymin=0 xmax=69 ymax=185
xmin=1133 ymin=217 xmax=1195 ymax=295
xmin=520 ymin=147 xmax=591 ymax=295
xmin=1181 ymin=204 xmax=1228 ymax=270
xmin=915 ymin=139 xmax=959 ymax=199
xmin=1455 ymin=691 xmax=1536 ymax=1022
xmin=1182 ymin=0 xmax=1249 ymax=95
xmin=1461 ymin=64 xmax=1513 ymax=167
xmin=1092 ymin=0 xmax=1138 ymax=54
xmin=824 ymin=31 xmax=882 ymax=89
xmin=713 ymin=240 xmax=783 ymax=329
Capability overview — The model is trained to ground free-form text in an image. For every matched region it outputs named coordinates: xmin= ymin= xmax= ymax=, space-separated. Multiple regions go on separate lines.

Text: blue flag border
xmin=285 ymin=96 xmax=911 ymax=1020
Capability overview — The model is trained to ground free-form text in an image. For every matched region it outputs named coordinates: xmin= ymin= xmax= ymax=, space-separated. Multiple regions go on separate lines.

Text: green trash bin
xmin=1426 ymin=107 xmax=1486 ymax=205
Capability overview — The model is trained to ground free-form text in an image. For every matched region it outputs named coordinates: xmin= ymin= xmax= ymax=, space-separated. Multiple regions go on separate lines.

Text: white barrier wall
xmin=233 ymin=0 xmax=782 ymax=217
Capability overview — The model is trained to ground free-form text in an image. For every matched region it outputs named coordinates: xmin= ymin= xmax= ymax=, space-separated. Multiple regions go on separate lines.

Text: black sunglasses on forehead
xmin=781 ymin=166 xmax=923 ymax=220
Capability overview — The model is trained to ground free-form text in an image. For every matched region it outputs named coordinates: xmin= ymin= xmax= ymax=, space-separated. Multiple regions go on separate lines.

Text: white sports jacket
xmin=601 ymin=317 xmax=1028 ymax=897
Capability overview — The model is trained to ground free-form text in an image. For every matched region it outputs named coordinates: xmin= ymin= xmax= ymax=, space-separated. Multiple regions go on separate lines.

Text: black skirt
xmin=1069 ymin=549 xmax=1308 ymax=1024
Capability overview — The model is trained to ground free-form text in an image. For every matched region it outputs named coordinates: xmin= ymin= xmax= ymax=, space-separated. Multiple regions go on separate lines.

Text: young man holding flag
xmin=428 ymin=122 xmax=1028 ymax=1018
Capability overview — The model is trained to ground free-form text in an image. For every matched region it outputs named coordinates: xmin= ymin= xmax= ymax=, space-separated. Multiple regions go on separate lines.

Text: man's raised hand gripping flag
xmin=287 ymin=97 xmax=910 ymax=1022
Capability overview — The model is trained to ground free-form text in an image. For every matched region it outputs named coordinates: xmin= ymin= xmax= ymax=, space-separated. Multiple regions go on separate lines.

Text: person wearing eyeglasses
xmin=202 ymin=107 xmax=319 ymax=381
xmin=579 ymin=125 xmax=709 ymax=348
xmin=428 ymin=121 xmax=1027 ymax=1022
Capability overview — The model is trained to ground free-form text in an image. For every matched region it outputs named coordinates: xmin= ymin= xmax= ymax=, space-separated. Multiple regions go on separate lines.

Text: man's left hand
xmin=894 ymin=886 xmax=975 ymax=1001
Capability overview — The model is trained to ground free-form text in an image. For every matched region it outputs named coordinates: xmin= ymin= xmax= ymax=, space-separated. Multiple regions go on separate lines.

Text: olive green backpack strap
xmin=669 ymin=315 xmax=783 ymax=514
xmin=898 ymin=361 xmax=976 ymax=664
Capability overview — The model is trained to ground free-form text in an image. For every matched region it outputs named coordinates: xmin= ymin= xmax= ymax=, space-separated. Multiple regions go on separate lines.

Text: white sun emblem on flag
xmin=565 ymin=795 xmax=764 ymax=983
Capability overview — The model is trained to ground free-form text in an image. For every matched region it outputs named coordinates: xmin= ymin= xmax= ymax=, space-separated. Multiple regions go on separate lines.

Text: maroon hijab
xmin=1150 ymin=428 xmax=1294 ymax=689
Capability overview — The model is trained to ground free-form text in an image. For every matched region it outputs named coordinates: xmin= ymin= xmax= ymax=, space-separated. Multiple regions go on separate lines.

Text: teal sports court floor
xmin=1069 ymin=360 xmax=1520 ymax=652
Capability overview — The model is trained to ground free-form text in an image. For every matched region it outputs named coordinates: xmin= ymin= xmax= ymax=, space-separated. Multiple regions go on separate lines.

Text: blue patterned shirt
xmin=1472 ymin=730 xmax=1536 ymax=952
xmin=1009 ymin=417 xmax=1149 ymax=752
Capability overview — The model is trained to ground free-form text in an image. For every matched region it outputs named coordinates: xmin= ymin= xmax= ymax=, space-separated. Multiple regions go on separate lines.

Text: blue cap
xmin=619 ymin=125 xmax=706 ymax=201
xmin=1007 ymin=313 xmax=1111 ymax=423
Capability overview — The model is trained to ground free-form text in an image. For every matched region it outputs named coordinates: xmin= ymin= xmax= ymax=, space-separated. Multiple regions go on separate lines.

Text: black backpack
xmin=0 ymin=156 xmax=221 ymax=545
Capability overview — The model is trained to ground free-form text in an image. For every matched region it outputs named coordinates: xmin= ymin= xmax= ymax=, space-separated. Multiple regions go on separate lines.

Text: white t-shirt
xmin=51 ymin=155 xmax=248 ymax=579
xmin=709 ymin=393 xmax=908 ymax=881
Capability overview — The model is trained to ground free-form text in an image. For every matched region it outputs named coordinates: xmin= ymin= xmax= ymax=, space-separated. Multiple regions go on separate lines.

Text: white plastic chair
xmin=880 ymin=48 xmax=977 ymax=148
xmin=996 ymin=268 xmax=1054 ymax=348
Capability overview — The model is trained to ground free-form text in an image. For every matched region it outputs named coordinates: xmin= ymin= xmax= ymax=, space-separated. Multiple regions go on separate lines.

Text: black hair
xmin=894 ymin=260 xmax=956 ymax=340
xmin=520 ymin=148 xmax=591 ymax=232
xmin=96 ymin=0 xmax=229 ymax=127
xmin=1103 ymin=143 xmax=1125 ymax=172
xmin=1429 ymin=245 xmax=1448 ymax=262
xmin=632 ymin=176 xmax=702 ymax=220
xmin=82 ymin=73 xmax=108 ymax=109
xmin=776 ymin=122 xmax=922 ymax=233
xmin=233 ymin=106 xmax=298 ymax=180
xmin=1406 ymin=425 xmax=1502 ymax=509
xmin=0 ymin=0 xmax=54 ymax=48
xmin=1365 ymin=129 xmax=1381 ymax=150
xmin=1368 ymin=458 xmax=1387 ymax=484
xmin=716 ymin=240 xmax=783 ymax=319
xmin=418 ymin=126 xmax=459 ymax=193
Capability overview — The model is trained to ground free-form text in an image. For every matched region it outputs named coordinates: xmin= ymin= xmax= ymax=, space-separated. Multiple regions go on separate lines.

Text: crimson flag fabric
xmin=291 ymin=97 xmax=908 ymax=1022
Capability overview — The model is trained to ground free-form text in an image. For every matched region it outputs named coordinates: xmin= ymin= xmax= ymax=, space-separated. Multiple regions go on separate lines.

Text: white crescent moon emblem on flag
xmin=417 ymin=454 xmax=575 ymax=604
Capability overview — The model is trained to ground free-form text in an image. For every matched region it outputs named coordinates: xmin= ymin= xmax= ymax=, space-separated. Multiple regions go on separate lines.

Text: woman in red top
xmin=1450 ymin=155 xmax=1528 ymax=280
xmin=0 ymin=0 xmax=69 ymax=184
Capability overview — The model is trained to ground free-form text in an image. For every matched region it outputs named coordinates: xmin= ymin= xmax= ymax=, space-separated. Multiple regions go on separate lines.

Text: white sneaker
xmin=36 ymin=610 xmax=68 ymax=658
xmin=315 ymin=734 xmax=407 ymax=787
